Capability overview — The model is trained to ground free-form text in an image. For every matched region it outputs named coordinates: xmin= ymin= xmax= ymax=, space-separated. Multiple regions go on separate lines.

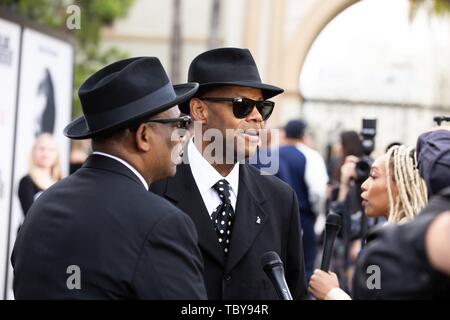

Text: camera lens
xmin=355 ymin=156 xmax=373 ymax=183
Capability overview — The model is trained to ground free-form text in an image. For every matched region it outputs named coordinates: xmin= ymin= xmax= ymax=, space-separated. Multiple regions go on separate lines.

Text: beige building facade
xmin=102 ymin=0 xmax=450 ymax=153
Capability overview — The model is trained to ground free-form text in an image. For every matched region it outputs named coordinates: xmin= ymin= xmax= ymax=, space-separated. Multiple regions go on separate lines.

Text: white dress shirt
xmin=92 ymin=151 xmax=149 ymax=190
xmin=187 ymin=138 xmax=239 ymax=217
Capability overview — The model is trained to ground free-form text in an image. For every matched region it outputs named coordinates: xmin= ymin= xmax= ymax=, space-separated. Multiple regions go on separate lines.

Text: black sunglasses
xmin=201 ymin=97 xmax=275 ymax=121
xmin=144 ymin=115 xmax=192 ymax=129
xmin=131 ymin=115 xmax=192 ymax=131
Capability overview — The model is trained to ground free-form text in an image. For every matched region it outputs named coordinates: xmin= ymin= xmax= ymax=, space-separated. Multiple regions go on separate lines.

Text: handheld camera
xmin=355 ymin=119 xmax=377 ymax=183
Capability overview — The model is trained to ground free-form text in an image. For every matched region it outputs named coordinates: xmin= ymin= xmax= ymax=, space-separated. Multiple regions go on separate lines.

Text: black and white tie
xmin=211 ymin=179 xmax=234 ymax=254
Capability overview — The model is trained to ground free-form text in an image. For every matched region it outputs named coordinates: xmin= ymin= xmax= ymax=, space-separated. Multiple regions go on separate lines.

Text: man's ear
xmin=190 ymin=98 xmax=208 ymax=124
xmin=134 ymin=123 xmax=152 ymax=152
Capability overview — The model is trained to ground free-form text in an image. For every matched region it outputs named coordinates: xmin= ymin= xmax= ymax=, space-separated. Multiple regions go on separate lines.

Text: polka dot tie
xmin=211 ymin=179 xmax=234 ymax=255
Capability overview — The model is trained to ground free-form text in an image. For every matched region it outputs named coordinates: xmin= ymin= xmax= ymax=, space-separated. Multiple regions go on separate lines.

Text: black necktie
xmin=211 ymin=179 xmax=234 ymax=254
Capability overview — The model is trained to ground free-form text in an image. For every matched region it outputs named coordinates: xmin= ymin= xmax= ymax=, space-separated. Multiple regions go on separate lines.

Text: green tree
xmin=0 ymin=0 xmax=135 ymax=117
xmin=409 ymin=0 xmax=450 ymax=20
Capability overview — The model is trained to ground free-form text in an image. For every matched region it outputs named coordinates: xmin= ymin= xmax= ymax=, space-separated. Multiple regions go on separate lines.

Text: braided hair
xmin=385 ymin=145 xmax=428 ymax=224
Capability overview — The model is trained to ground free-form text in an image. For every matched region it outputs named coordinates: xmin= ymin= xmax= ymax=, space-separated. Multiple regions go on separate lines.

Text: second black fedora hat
xmin=179 ymin=47 xmax=283 ymax=114
xmin=64 ymin=57 xmax=198 ymax=139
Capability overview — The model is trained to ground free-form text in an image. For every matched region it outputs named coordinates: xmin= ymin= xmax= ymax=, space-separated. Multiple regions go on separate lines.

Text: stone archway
xmin=281 ymin=0 xmax=360 ymax=100
xmin=270 ymin=0 xmax=361 ymax=125
xmin=239 ymin=0 xmax=448 ymax=149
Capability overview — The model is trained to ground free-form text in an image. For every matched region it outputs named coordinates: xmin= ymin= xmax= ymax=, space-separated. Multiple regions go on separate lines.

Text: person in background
xmin=323 ymin=130 xmax=365 ymax=291
xmin=277 ymin=119 xmax=328 ymax=280
xmin=309 ymin=145 xmax=428 ymax=300
xmin=330 ymin=130 xmax=364 ymax=191
xmin=352 ymin=127 xmax=450 ymax=299
xmin=69 ymin=139 xmax=91 ymax=174
xmin=18 ymin=133 xmax=61 ymax=216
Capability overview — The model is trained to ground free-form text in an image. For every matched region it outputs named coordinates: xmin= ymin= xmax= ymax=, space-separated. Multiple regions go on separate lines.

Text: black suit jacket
xmin=150 ymin=163 xmax=307 ymax=299
xmin=353 ymin=187 xmax=450 ymax=299
xmin=12 ymin=155 xmax=207 ymax=299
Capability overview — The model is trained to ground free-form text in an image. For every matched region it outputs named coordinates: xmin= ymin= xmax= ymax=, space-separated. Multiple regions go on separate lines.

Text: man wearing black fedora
xmin=151 ymin=48 xmax=307 ymax=299
xmin=12 ymin=57 xmax=207 ymax=299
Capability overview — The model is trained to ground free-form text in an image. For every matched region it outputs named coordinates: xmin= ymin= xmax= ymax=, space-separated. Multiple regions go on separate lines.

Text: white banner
xmin=5 ymin=27 xmax=73 ymax=299
xmin=0 ymin=18 xmax=21 ymax=300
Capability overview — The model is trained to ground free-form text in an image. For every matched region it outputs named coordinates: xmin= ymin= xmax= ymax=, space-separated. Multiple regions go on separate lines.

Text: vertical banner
xmin=0 ymin=18 xmax=21 ymax=300
xmin=5 ymin=27 xmax=73 ymax=299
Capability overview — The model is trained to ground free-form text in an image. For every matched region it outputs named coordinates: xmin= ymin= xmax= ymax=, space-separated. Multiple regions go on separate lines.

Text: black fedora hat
xmin=64 ymin=57 xmax=198 ymax=139
xmin=179 ymin=47 xmax=283 ymax=114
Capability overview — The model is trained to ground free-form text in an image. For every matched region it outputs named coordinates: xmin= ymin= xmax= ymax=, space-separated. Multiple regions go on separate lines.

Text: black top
xmin=18 ymin=175 xmax=43 ymax=216
xmin=12 ymin=155 xmax=207 ymax=299
xmin=353 ymin=187 xmax=450 ymax=299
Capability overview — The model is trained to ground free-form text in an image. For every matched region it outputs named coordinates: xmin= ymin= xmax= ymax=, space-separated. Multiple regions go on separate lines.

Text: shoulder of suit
xmin=129 ymin=189 xmax=193 ymax=231
xmin=146 ymin=191 xmax=196 ymax=230
xmin=89 ymin=171 xmax=186 ymax=220
xmin=438 ymin=186 xmax=450 ymax=199
xmin=148 ymin=177 xmax=169 ymax=194
xmin=141 ymin=189 xmax=179 ymax=210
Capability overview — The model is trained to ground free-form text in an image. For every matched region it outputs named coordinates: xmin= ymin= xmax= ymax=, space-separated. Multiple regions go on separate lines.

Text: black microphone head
xmin=261 ymin=251 xmax=283 ymax=272
xmin=325 ymin=212 xmax=341 ymax=232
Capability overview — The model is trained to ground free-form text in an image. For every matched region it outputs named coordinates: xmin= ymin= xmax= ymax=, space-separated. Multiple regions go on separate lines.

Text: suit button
xmin=224 ymin=274 xmax=232 ymax=281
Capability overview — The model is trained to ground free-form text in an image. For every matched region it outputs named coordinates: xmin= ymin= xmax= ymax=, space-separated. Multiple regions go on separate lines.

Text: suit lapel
xmin=164 ymin=164 xmax=225 ymax=267
xmin=225 ymin=164 xmax=268 ymax=273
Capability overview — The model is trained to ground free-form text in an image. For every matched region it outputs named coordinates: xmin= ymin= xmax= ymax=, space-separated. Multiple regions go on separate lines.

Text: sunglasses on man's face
xmin=201 ymin=97 xmax=275 ymax=121
xmin=144 ymin=115 xmax=192 ymax=129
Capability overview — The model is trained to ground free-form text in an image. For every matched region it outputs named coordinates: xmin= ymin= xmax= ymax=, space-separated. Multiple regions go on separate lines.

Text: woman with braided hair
xmin=308 ymin=145 xmax=428 ymax=300
xmin=365 ymin=145 xmax=427 ymax=224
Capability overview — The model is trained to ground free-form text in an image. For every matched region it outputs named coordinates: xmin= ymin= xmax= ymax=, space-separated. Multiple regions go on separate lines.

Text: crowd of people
xmin=11 ymin=46 xmax=450 ymax=300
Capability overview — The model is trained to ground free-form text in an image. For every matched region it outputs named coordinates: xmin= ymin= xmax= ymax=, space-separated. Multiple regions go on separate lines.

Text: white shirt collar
xmin=187 ymin=138 xmax=239 ymax=198
xmin=92 ymin=151 xmax=149 ymax=190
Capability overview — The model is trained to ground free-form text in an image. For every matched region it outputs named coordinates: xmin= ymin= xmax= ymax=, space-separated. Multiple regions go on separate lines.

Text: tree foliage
xmin=409 ymin=0 xmax=450 ymax=21
xmin=0 ymin=0 xmax=135 ymax=117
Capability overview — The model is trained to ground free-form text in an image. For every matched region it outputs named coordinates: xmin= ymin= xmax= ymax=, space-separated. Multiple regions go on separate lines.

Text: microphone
xmin=321 ymin=212 xmax=341 ymax=271
xmin=261 ymin=251 xmax=293 ymax=300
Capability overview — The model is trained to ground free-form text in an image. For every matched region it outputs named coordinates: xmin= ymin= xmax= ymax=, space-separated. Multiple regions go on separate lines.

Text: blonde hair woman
xmin=309 ymin=145 xmax=428 ymax=300
xmin=362 ymin=145 xmax=427 ymax=224
xmin=18 ymin=133 xmax=61 ymax=216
